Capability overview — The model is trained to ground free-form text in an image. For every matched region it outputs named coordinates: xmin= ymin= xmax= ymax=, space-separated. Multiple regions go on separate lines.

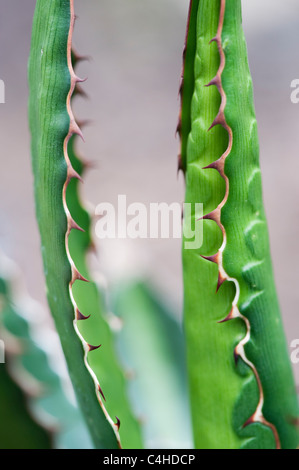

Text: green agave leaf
xmin=180 ymin=0 xmax=299 ymax=449
xmin=28 ymin=0 xmax=142 ymax=449
xmin=110 ymin=281 xmax=193 ymax=449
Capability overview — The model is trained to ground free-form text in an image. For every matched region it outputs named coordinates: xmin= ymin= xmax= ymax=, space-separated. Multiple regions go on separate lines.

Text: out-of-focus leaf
xmin=110 ymin=281 xmax=193 ymax=449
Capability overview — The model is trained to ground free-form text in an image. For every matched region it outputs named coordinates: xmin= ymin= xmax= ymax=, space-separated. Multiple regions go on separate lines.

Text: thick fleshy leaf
xmin=28 ymin=0 xmax=142 ymax=449
xmin=180 ymin=0 xmax=299 ymax=449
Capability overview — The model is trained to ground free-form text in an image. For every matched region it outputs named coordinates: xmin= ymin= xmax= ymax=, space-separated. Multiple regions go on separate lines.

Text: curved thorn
xmin=201 ymin=208 xmax=221 ymax=224
xmin=76 ymin=309 xmax=91 ymax=321
xmin=67 ymin=165 xmax=84 ymax=183
xmin=115 ymin=417 xmax=121 ymax=430
xmin=71 ymin=268 xmax=89 ymax=284
xmin=242 ymin=413 xmax=258 ymax=429
xmin=218 ymin=306 xmax=238 ymax=324
xmin=202 ymin=157 xmax=225 ymax=176
xmin=216 ymin=271 xmax=227 ymax=292
xmin=200 ymin=253 xmax=219 ymax=264
xmin=208 ymin=112 xmax=225 ymax=131
xmin=205 ymin=76 xmax=220 ymax=88
xmin=70 ymin=120 xmax=85 ymax=142
xmin=69 ymin=217 xmax=85 ymax=232
xmin=233 ymin=347 xmax=239 ymax=366
xmin=88 ymin=343 xmax=102 ymax=352
xmin=98 ymin=385 xmax=106 ymax=402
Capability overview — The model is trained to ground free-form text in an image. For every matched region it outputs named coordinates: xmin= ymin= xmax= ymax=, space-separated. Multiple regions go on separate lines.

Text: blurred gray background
xmin=0 ymin=0 xmax=298 ymax=382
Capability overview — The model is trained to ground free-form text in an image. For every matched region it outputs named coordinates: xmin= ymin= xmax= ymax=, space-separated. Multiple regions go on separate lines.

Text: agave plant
xmin=22 ymin=0 xmax=299 ymax=450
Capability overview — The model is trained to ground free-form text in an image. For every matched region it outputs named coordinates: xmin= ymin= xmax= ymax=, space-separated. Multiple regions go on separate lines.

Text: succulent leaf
xmin=181 ymin=0 xmax=299 ymax=449
xmin=28 ymin=0 xmax=142 ymax=449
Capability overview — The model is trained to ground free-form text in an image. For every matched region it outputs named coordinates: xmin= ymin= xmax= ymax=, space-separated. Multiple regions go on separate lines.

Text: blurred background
xmin=0 ymin=0 xmax=298 ymax=399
